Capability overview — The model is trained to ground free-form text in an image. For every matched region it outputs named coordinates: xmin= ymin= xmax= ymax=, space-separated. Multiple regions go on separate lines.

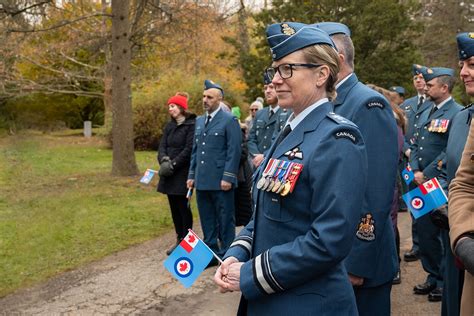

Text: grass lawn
xmin=0 ymin=130 xmax=180 ymax=297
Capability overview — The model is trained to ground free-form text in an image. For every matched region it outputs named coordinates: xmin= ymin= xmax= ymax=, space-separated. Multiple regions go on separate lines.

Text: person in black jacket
xmin=157 ymin=93 xmax=196 ymax=255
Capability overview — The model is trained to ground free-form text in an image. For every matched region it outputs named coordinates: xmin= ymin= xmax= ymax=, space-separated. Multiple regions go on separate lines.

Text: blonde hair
xmin=301 ymin=44 xmax=340 ymax=100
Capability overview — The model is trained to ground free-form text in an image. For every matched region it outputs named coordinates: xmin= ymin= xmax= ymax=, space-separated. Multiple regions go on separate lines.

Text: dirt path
xmin=0 ymin=212 xmax=440 ymax=315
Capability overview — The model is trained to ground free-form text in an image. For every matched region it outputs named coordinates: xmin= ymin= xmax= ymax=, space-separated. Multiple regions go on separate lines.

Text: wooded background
xmin=0 ymin=0 xmax=473 ymax=175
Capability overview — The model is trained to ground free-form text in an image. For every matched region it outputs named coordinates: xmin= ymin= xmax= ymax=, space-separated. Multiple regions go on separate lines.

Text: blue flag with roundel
xmin=402 ymin=178 xmax=448 ymax=219
xmin=164 ymin=230 xmax=214 ymax=288
xmin=140 ymin=169 xmax=157 ymax=184
xmin=401 ymin=164 xmax=415 ymax=185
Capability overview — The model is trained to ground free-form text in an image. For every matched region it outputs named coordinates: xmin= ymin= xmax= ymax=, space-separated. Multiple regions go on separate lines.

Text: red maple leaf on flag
xmin=179 ymin=262 xmax=188 ymax=272
xmin=188 ymin=235 xmax=195 ymax=243
xmin=426 ymin=183 xmax=433 ymax=189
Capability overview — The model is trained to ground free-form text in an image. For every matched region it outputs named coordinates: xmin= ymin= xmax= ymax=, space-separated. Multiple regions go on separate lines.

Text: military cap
xmin=456 ymin=32 xmax=474 ymax=60
xmin=389 ymin=86 xmax=405 ymax=96
xmin=263 ymin=71 xmax=272 ymax=85
xmin=422 ymin=67 xmax=455 ymax=82
xmin=314 ymin=22 xmax=351 ymax=36
xmin=204 ymin=79 xmax=224 ymax=96
xmin=266 ymin=22 xmax=336 ymax=61
xmin=412 ymin=64 xmax=428 ymax=76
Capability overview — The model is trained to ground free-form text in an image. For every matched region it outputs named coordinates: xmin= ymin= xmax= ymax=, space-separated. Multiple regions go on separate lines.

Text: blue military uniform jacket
xmin=224 ymin=101 xmax=368 ymax=315
xmin=410 ymin=98 xmax=463 ymax=179
xmin=247 ymin=106 xmax=291 ymax=156
xmin=188 ymin=109 xmax=241 ymax=190
xmin=439 ymin=105 xmax=473 ymax=191
xmin=333 ymin=73 xmax=399 ymax=287
xmin=401 ymin=95 xmax=433 ymax=153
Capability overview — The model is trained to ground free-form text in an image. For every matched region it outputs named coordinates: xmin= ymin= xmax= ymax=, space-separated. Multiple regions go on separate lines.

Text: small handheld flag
xmin=164 ymin=229 xmax=221 ymax=288
xmin=140 ymin=169 xmax=157 ymax=184
xmin=401 ymin=164 xmax=415 ymax=185
xmin=402 ymin=178 xmax=448 ymax=219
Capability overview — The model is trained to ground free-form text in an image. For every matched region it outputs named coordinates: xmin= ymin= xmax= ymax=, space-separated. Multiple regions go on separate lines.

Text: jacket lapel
xmin=333 ymin=73 xmax=358 ymax=107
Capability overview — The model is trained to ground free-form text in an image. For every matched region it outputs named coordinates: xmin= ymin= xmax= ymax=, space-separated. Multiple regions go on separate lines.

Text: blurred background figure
xmin=244 ymin=99 xmax=263 ymax=138
xmin=157 ymin=92 xmax=196 ymax=255
xmin=390 ymin=86 xmax=406 ymax=105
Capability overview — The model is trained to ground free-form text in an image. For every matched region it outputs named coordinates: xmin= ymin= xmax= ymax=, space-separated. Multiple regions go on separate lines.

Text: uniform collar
xmin=206 ymin=106 xmax=221 ymax=120
xmin=286 ymin=98 xmax=328 ymax=131
xmin=434 ymin=96 xmax=452 ymax=110
xmin=336 ymin=72 xmax=353 ymax=90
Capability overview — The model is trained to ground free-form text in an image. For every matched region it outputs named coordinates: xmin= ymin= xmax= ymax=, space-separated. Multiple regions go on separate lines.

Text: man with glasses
xmin=315 ymin=22 xmax=398 ymax=316
xmin=247 ymin=73 xmax=291 ymax=168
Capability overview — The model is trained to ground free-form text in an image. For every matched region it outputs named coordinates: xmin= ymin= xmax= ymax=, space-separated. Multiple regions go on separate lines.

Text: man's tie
xmin=428 ymin=105 xmax=437 ymax=117
xmin=269 ymin=109 xmax=274 ymax=120
xmin=418 ymin=96 xmax=424 ymax=107
xmin=205 ymin=115 xmax=212 ymax=127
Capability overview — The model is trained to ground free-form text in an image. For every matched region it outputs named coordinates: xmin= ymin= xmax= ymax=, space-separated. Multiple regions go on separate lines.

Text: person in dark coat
xmin=157 ymin=93 xmax=196 ymax=255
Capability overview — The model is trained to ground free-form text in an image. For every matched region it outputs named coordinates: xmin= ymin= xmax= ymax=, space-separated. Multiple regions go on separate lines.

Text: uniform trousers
xmin=354 ymin=281 xmax=392 ymax=316
xmin=196 ymin=189 xmax=236 ymax=257
xmin=417 ymin=212 xmax=444 ymax=287
xmin=167 ymin=194 xmax=193 ymax=240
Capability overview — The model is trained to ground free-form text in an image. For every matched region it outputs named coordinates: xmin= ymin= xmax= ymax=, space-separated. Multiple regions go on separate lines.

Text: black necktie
xmin=269 ymin=110 xmax=274 ymax=119
xmin=205 ymin=115 xmax=212 ymax=127
xmin=418 ymin=96 xmax=424 ymax=107
xmin=275 ymin=125 xmax=292 ymax=147
xmin=429 ymin=105 xmax=437 ymax=117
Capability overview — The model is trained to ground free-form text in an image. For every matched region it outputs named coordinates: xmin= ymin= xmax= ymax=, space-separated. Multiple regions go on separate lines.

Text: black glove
xmin=455 ymin=236 xmax=474 ymax=275
xmin=429 ymin=205 xmax=449 ymax=230
xmin=161 ymin=156 xmax=171 ymax=163
xmin=158 ymin=160 xmax=174 ymax=177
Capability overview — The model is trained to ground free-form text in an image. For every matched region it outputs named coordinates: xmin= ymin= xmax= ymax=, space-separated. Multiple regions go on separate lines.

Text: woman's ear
xmin=315 ymin=65 xmax=330 ymax=88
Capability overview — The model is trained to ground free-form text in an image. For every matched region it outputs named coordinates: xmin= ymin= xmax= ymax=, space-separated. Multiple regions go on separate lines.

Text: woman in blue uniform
xmin=213 ymin=22 xmax=368 ymax=315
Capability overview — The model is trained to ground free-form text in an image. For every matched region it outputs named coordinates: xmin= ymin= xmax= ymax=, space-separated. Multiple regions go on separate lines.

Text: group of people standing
xmin=156 ymin=21 xmax=474 ymax=316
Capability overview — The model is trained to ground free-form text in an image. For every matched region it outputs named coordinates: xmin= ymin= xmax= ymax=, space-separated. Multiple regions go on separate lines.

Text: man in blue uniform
xmin=410 ymin=67 xmax=463 ymax=301
xmin=400 ymin=64 xmax=432 ymax=262
xmin=187 ymin=80 xmax=242 ymax=260
xmin=315 ymin=22 xmax=399 ymax=316
xmin=214 ymin=22 xmax=368 ymax=315
xmin=247 ymin=73 xmax=291 ymax=168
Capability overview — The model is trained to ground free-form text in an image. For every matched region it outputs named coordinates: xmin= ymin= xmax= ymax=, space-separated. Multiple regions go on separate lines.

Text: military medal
xmin=281 ymin=181 xmax=292 ymax=196
xmin=257 ymin=158 xmax=275 ymax=190
xmin=271 ymin=161 xmax=286 ymax=193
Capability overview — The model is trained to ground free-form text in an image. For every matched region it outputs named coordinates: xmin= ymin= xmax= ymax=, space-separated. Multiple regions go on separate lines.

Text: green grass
xmin=0 ymin=130 xmax=178 ymax=297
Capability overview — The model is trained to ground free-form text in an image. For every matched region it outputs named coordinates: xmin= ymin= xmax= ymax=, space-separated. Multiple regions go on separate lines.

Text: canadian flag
xmin=420 ymin=178 xmax=440 ymax=195
xmin=180 ymin=230 xmax=199 ymax=253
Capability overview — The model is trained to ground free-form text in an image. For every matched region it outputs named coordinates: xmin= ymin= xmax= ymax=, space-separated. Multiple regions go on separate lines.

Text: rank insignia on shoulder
xmin=327 ymin=112 xmax=352 ymax=125
xmin=366 ymin=101 xmax=384 ymax=109
xmin=334 ymin=130 xmax=357 ymax=143
xmin=356 ymin=213 xmax=375 ymax=241
xmin=284 ymin=147 xmax=303 ymax=160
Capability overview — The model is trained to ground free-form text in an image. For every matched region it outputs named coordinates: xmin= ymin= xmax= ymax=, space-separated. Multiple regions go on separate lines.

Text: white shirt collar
xmin=269 ymin=105 xmax=280 ymax=114
xmin=435 ymin=96 xmax=452 ymax=110
xmin=336 ymin=73 xmax=353 ymax=89
xmin=286 ymin=98 xmax=329 ymax=130
xmin=206 ymin=106 xmax=221 ymax=119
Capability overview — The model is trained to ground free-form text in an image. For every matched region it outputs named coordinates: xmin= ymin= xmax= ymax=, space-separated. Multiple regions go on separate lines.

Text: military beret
xmin=263 ymin=71 xmax=272 ymax=85
xmin=422 ymin=67 xmax=455 ymax=82
xmin=266 ymin=22 xmax=336 ymax=61
xmin=204 ymin=79 xmax=224 ymax=96
xmin=390 ymin=86 xmax=405 ymax=96
xmin=456 ymin=32 xmax=474 ymax=61
xmin=314 ymin=22 xmax=351 ymax=36
xmin=412 ymin=64 xmax=428 ymax=76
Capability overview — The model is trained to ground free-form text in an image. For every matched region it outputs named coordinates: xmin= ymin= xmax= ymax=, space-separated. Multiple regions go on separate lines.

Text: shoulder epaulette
xmin=326 ymin=112 xmax=355 ymax=126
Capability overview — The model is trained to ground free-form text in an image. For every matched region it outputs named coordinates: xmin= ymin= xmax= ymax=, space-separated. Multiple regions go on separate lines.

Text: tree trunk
xmin=110 ymin=0 xmax=138 ymax=176
xmin=102 ymin=0 xmax=113 ymax=132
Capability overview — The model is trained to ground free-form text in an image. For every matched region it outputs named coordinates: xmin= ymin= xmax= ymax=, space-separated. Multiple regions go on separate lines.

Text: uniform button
xmin=420 ymin=147 xmax=423 ymax=150
xmin=263 ymin=146 xmax=267 ymax=149
xmin=416 ymin=115 xmax=419 ymax=118
xmin=421 ymin=137 xmax=425 ymax=140
xmin=419 ymin=158 xmax=422 ymax=161
xmin=204 ymin=133 xmax=207 ymax=136
xmin=215 ymin=132 xmax=218 ymax=135
xmin=202 ymin=151 xmax=205 ymax=154
xmin=264 ymin=136 xmax=267 ymax=139
xmin=424 ymin=127 xmax=427 ymax=129
xmin=201 ymin=161 xmax=204 ymax=164
xmin=414 ymin=124 xmax=417 ymax=127
xmin=202 ymin=142 xmax=206 ymax=145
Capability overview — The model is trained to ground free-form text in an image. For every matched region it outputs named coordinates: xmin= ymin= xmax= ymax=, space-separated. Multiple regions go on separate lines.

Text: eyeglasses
xmin=250 ymin=108 xmax=259 ymax=112
xmin=265 ymin=63 xmax=322 ymax=80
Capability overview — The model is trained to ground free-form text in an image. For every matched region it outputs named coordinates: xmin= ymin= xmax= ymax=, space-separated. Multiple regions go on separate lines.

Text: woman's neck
xmin=175 ymin=115 xmax=185 ymax=125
